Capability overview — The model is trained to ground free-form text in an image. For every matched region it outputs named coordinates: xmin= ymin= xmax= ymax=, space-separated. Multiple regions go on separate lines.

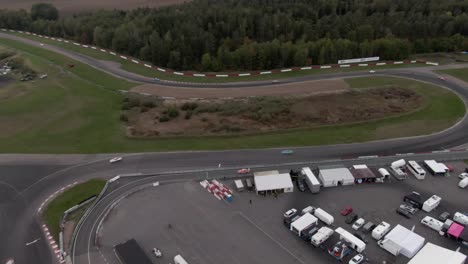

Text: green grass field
xmin=0 ymin=37 xmax=465 ymax=153
xmin=9 ymin=32 xmax=428 ymax=83
xmin=42 ymin=179 xmax=106 ymax=240
xmin=438 ymin=68 xmax=468 ymax=83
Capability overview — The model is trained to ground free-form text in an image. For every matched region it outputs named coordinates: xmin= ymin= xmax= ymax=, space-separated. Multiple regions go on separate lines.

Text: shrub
xmin=140 ymin=107 xmax=149 ymax=113
xmin=201 ymin=117 xmax=208 ymax=122
xmin=159 ymin=115 xmax=170 ymax=122
xmin=181 ymin=102 xmax=198 ymax=111
xmin=129 ymin=98 xmax=141 ymax=108
xmin=166 ymin=105 xmax=179 ymax=118
xmin=121 ymin=103 xmax=130 ymax=110
xmin=122 ymin=97 xmax=130 ymax=103
xmin=120 ymin=113 xmax=128 ymax=122
xmin=143 ymin=101 xmax=156 ymax=108
xmin=184 ymin=111 xmax=192 ymax=119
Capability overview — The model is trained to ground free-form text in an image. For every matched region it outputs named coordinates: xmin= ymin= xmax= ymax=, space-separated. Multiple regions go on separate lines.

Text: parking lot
xmin=98 ymin=160 xmax=468 ymax=264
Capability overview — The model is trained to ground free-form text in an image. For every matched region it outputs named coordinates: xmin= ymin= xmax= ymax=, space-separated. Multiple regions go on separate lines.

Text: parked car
xmin=296 ymin=178 xmax=306 ymax=192
xmin=109 ymin=157 xmax=122 ymax=163
xmin=459 ymin=173 xmax=468 ymax=179
xmin=289 ymin=169 xmax=301 ymax=177
xmin=346 ymin=213 xmax=358 ymax=224
xmin=237 ymin=168 xmax=251 ymax=174
xmin=399 ymin=204 xmax=418 ymax=214
xmin=352 ymin=218 xmax=365 ymax=230
xmin=353 ymin=233 xmax=368 ymax=244
xmin=465 ymin=168 xmax=468 ymax=173
xmin=362 ymin=222 xmax=376 ymax=233
xmin=460 ymin=178 xmax=468 ymax=189
xmin=439 ymin=212 xmax=451 ymax=222
xmin=341 ymin=206 xmax=353 ymax=216
xmin=284 ymin=208 xmax=297 ymax=218
xmin=281 ymin=149 xmax=294 ymax=155
xmin=349 ymin=254 xmax=365 ymax=264
xmin=396 ymin=207 xmax=412 ymax=219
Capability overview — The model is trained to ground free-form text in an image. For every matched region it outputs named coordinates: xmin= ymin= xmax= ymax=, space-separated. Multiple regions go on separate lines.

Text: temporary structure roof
xmin=408 ymin=243 xmax=466 ymax=264
xmin=424 ymin=160 xmax=448 ymax=174
xmin=254 ymin=172 xmax=293 ymax=192
xmin=383 ymin=225 xmax=425 ymax=258
xmin=291 ymin=213 xmax=318 ymax=231
xmin=319 ymin=168 xmax=355 ymax=182
xmin=448 ymin=223 xmax=465 ymax=239
xmin=351 ymin=165 xmax=377 ymax=179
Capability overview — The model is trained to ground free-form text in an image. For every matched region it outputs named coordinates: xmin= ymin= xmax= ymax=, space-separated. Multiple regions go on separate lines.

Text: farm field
xmin=0 ymin=37 xmax=464 ymax=153
xmin=0 ymin=0 xmax=188 ymax=14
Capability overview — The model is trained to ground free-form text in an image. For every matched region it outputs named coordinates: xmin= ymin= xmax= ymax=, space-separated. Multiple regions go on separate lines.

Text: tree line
xmin=0 ymin=0 xmax=467 ymax=71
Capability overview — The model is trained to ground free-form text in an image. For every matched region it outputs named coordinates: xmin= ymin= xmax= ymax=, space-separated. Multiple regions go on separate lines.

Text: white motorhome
xmin=372 ymin=222 xmax=391 ymax=240
xmin=454 ymin=212 xmax=468 ymax=226
xmin=459 ymin=178 xmax=468 ymax=188
xmin=314 ymin=208 xmax=334 ymax=225
xmin=422 ymin=195 xmax=441 ymax=213
xmin=311 ymin=227 xmax=334 ymax=247
xmin=407 ymin=161 xmax=426 ymax=180
xmin=421 ymin=216 xmax=444 ymax=232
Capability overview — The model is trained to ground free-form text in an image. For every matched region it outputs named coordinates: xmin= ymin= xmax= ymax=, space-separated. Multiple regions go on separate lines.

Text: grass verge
xmin=8 ymin=32 xmax=428 ymax=83
xmin=42 ymin=179 xmax=106 ymax=240
xmin=0 ymin=38 xmax=464 ymax=153
xmin=437 ymin=68 xmax=468 ymax=83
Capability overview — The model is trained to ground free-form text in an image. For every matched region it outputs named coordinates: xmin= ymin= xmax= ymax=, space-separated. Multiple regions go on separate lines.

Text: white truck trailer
xmin=302 ymin=167 xmax=321 ymax=193
xmin=314 ymin=208 xmax=334 ymax=225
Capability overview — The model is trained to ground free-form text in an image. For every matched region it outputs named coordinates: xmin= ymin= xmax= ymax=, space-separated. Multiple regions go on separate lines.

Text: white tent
xmin=254 ymin=172 xmax=293 ymax=193
xmin=318 ymin=167 xmax=355 ymax=187
xmin=408 ymin=243 xmax=466 ymax=264
xmin=290 ymin=213 xmax=318 ymax=235
xmin=383 ymin=225 xmax=425 ymax=258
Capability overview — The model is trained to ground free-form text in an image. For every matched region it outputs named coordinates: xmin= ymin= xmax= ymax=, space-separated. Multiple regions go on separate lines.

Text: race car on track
xmin=237 ymin=168 xmax=251 ymax=174
xmin=109 ymin=157 xmax=123 ymax=163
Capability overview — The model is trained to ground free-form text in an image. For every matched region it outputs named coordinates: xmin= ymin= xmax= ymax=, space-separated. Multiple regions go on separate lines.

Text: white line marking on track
xmin=280 ymin=69 xmax=292 ymax=72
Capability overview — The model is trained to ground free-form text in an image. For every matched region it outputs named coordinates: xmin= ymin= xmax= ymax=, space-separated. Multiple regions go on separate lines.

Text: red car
xmin=341 ymin=206 xmax=353 ymax=216
xmin=237 ymin=168 xmax=251 ymax=174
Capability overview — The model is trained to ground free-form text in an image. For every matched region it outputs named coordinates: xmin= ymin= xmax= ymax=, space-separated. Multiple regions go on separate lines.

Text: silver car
xmin=399 ymin=204 xmax=418 ymax=214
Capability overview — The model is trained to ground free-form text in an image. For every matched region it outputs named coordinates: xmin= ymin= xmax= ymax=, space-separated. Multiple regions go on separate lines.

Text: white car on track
xmin=109 ymin=157 xmax=123 ymax=163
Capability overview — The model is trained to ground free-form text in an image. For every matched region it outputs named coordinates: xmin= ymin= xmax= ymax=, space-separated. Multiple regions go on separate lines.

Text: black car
xmin=396 ymin=207 xmax=412 ymax=219
xmin=353 ymin=232 xmax=368 ymax=244
xmin=362 ymin=222 xmax=376 ymax=233
xmin=345 ymin=213 xmax=358 ymax=224
xmin=439 ymin=212 xmax=450 ymax=222
xmin=465 ymin=168 xmax=468 ymax=173
xmin=296 ymin=178 xmax=306 ymax=192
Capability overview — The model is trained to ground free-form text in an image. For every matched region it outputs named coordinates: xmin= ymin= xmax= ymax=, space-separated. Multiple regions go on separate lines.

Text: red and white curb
xmin=37 ymin=182 xmax=78 ymax=264
xmin=2 ymin=28 xmax=440 ymax=79
xmin=345 ymin=148 xmax=468 ymax=160
xmin=42 ymin=224 xmax=65 ymax=263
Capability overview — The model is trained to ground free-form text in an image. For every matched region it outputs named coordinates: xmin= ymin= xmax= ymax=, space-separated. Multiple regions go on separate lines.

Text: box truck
xmin=454 ymin=212 xmax=468 ymax=226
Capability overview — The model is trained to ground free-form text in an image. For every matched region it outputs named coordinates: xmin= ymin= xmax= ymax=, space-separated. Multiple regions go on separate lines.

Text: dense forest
xmin=0 ymin=0 xmax=467 ymax=71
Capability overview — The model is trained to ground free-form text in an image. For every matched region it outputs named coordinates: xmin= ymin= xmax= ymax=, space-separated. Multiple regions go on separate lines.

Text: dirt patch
xmin=132 ymin=79 xmax=350 ymax=99
xmin=0 ymin=0 xmax=189 ymax=14
xmin=122 ymin=86 xmax=423 ymax=137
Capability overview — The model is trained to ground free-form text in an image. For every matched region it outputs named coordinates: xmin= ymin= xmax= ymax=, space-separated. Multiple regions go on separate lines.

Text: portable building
xmin=408 ymin=243 xmax=466 ymax=264
xmin=379 ymin=224 xmax=425 ymax=258
xmin=424 ymin=160 xmax=449 ymax=176
xmin=301 ymin=167 xmax=321 ymax=193
xmin=234 ymin=180 xmax=244 ymax=192
xmin=318 ymin=166 xmax=355 ymax=187
xmin=254 ymin=171 xmax=293 ymax=194
xmin=350 ymin=165 xmax=377 ymax=183
xmin=290 ymin=213 xmax=318 ymax=236
xmin=391 ymin=159 xmax=406 ymax=169
xmin=422 ymin=195 xmax=442 ymax=212
xmin=314 ymin=208 xmax=334 ymax=225
xmin=335 ymin=227 xmax=366 ymax=253
xmin=447 ymin=223 xmax=465 ymax=240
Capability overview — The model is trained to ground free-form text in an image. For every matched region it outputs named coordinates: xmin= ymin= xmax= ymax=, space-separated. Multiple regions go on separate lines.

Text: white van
xmin=174 ymin=255 xmax=188 ymax=264
xmin=311 ymin=226 xmax=334 ymax=247
xmin=459 ymin=178 xmax=468 ymax=189
xmin=421 ymin=216 xmax=444 ymax=232
xmin=372 ymin=222 xmax=391 ymax=240
xmin=454 ymin=212 xmax=468 ymax=226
